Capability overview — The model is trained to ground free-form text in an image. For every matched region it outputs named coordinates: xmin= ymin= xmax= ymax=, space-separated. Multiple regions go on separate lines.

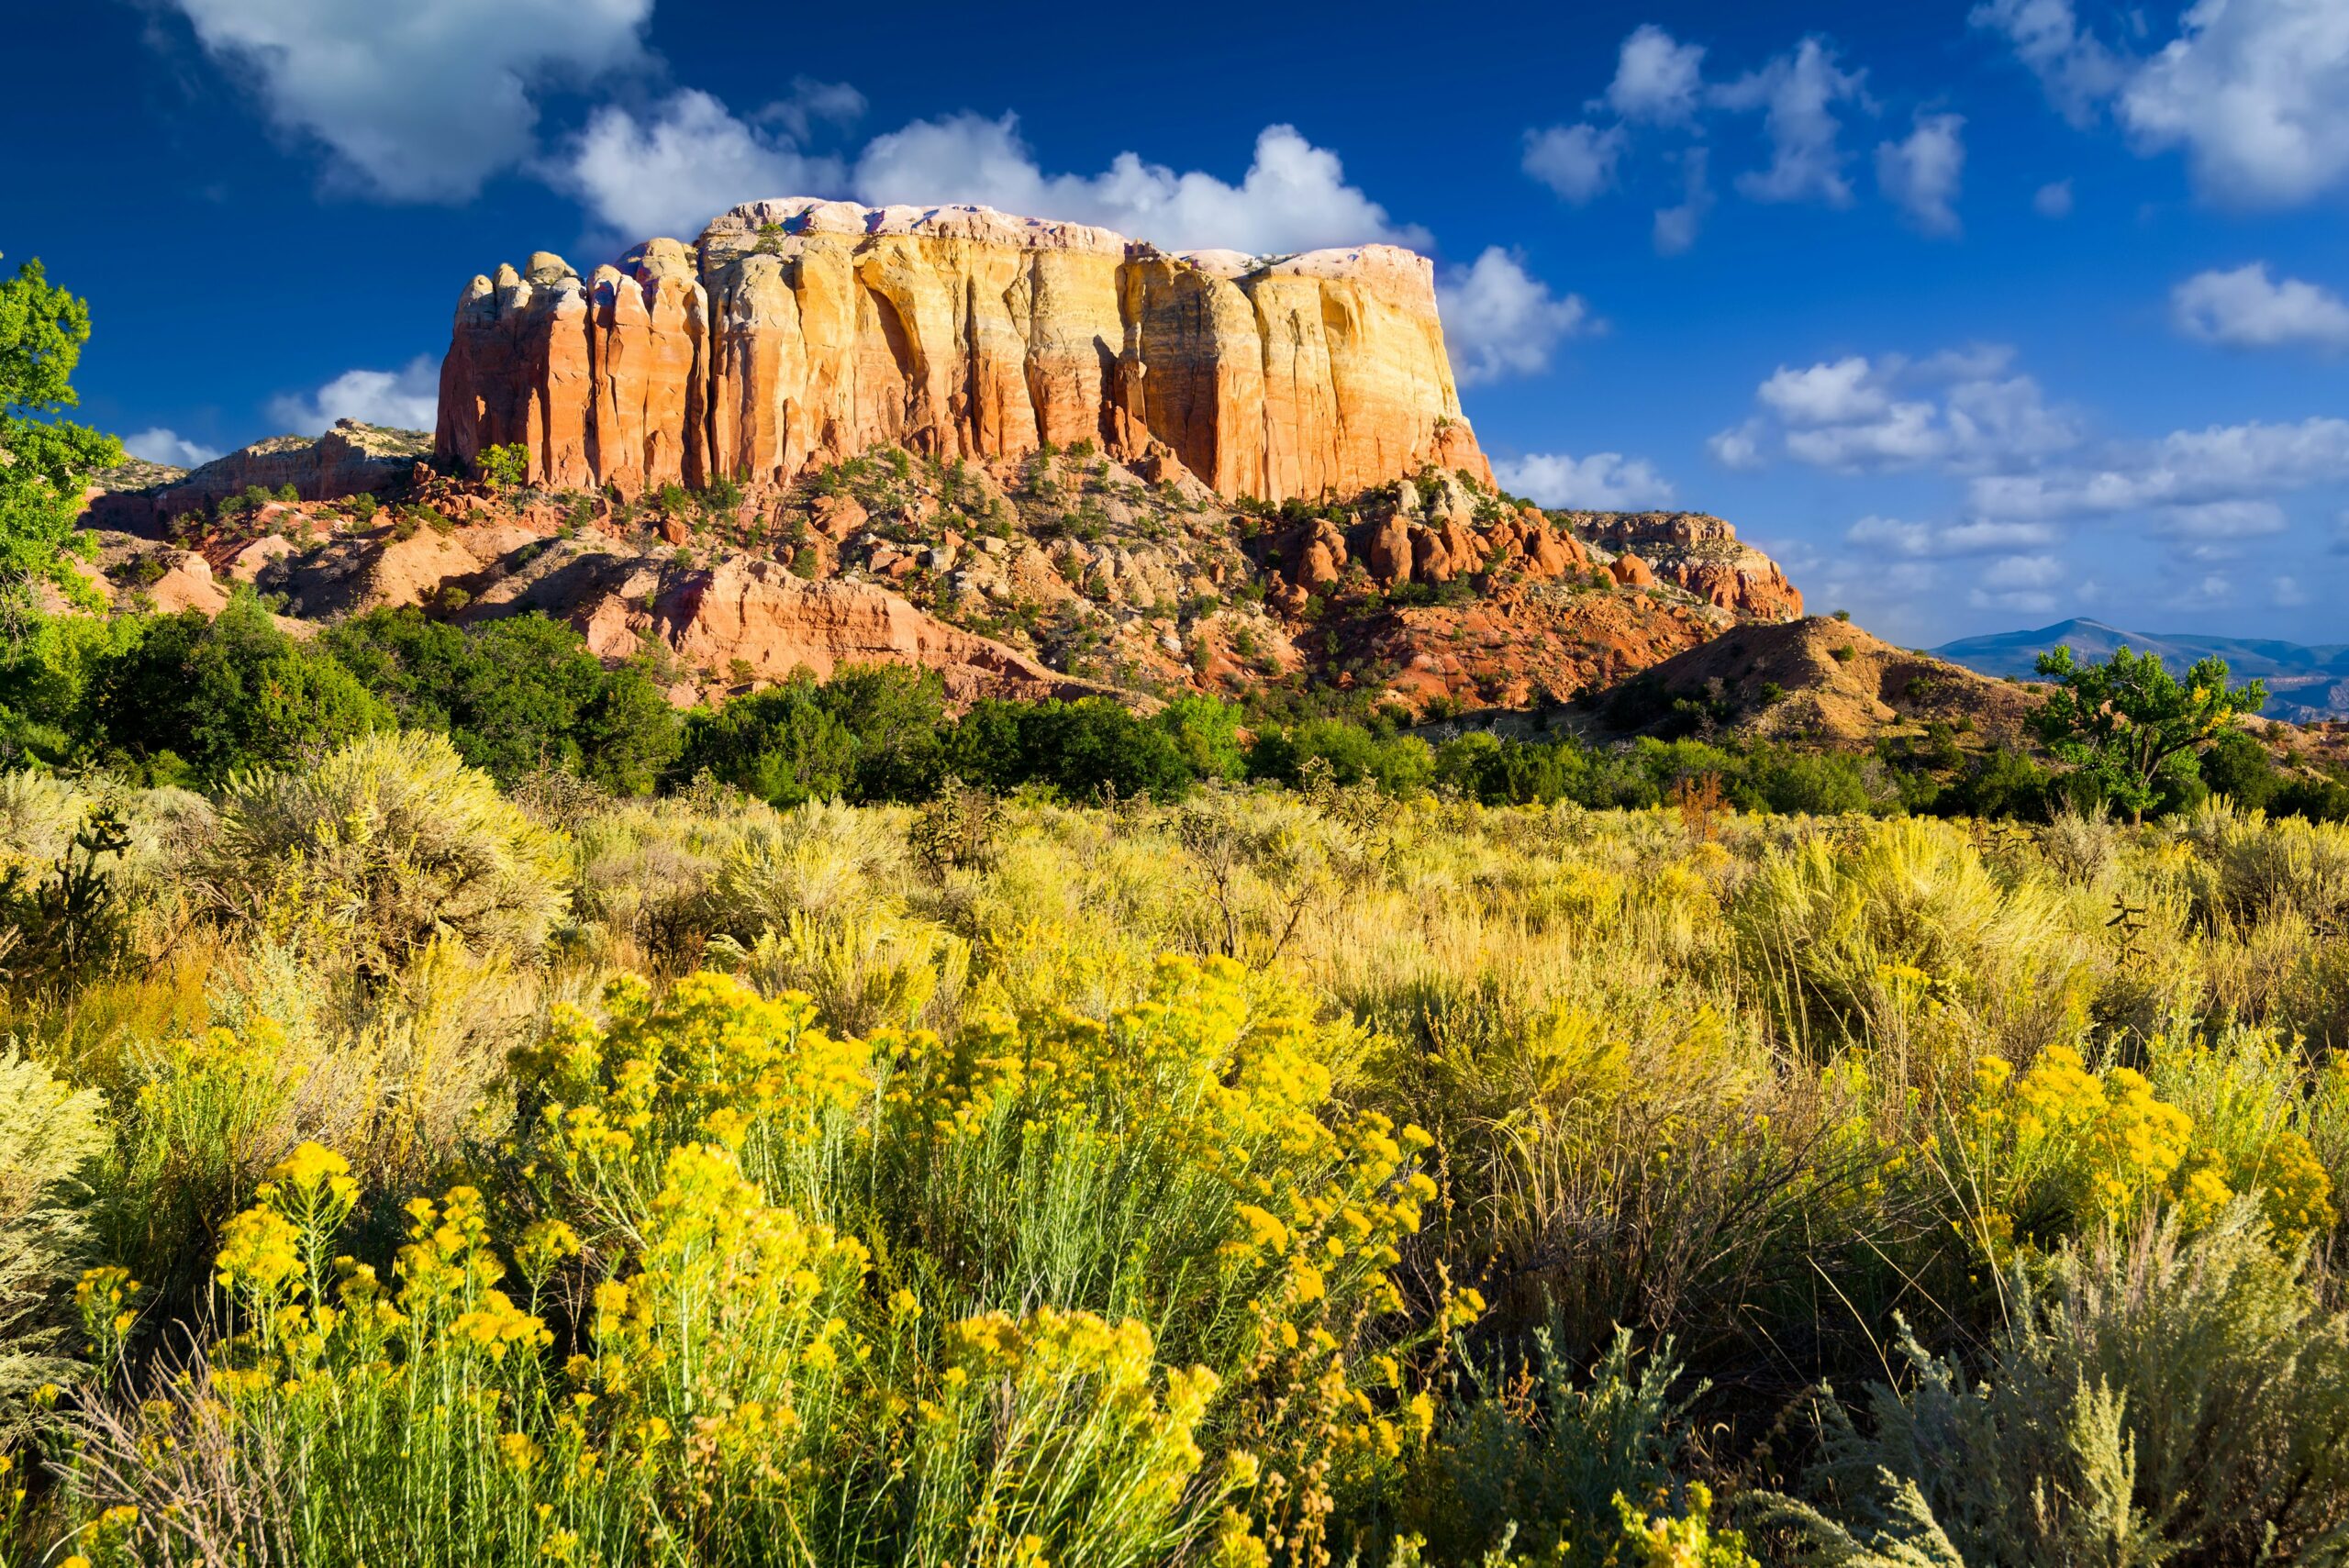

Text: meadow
xmin=5 ymin=733 xmax=2349 ymax=1566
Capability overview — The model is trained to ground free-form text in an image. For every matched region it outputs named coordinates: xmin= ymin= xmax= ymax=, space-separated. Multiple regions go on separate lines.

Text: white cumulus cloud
xmin=267 ymin=357 xmax=441 ymax=434
xmin=1712 ymin=38 xmax=1871 ymax=207
xmin=1968 ymin=0 xmax=2128 ymax=126
xmin=1494 ymin=451 xmax=1676 ymax=510
xmin=1876 ymin=112 xmax=1965 ymax=235
xmin=122 ymin=428 xmax=224 ymax=468
xmin=1601 ymin=25 xmax=1708 ymax=125
xmin=1845 ymin=515 xmax=2055 ymax=556
xmin=2033 ymin=178 xmax=2076 ymax=216
xmin=2172 ymin=262 xmax=2349 ymax=352
xmin=1653 ymin=148 xmax=1714 ymax=255
xmin=561 ymin=90 xmax=847 ymax=240
xmin=163 ymin=0 xmax=651 ymax=200
xmin=2120 ymin=0 xmax=2349 ymax=207
xmin=1968 ymin=417 xmax=2349 ymax=519
xmin=852 ymin=117 xmax=1426 ymax=254
xmin=1521 ymin=123 xmax=1627 ymax=204
xmin=1436 ymin=250 xmax=1593 ymax=386
xmin=1976 ymin=0 xmax=2349 ymax=207
xmin=1725 ymin=346 xmax=2080 ymax=473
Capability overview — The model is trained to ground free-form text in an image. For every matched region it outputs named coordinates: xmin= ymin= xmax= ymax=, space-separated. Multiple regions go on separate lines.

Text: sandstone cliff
xmin=436 ymin=200 xmax=1490 ymax=505
xmin=87 ymin=421 xmax=430 ymax=532
xmin=1564 ymin=511 xmax=1804 ymax=621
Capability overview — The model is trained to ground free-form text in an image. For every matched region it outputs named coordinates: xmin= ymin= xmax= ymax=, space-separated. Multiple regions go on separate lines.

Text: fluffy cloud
xmin=1976 ymin=0 xmax=2349 ymax=207
xmin=852 ymin=117 xmax=1426 ymax=254
xmin=561 ymin=90 xmax=846 ymax=240
xmin=2155 ymin=498 xmax=2288 ymax=539
xmin=1845 ymin=515 xmax=2055 ymax=556
xmin=1712 ymin=39 xmax=1871 ymax=206
xmin=122 ymin=428 xmax=223 ymax=468
xmin=1521 ymin=123 xmax=1627 ymax=203
xmin=164 ymin=0 xmax=651 ymax=200
xmin=755 ymin=77 xmax=866 ymax=142
xmin=2171 ymin=262 xmax=2349 ymax=352
xmin=1436 ymin=250 xmax=1593 ymax=385
xmin=1601 ymin=25 xmax=1708 ymax=125
xmin=1968 ymin=0 xmax=2127 ymax=126
xmin=1723 ymin=346 xmax=2079 ymax=473
xmin=2120 ymin=0 xmax=2349 ymax=207
xmin=1967 ymin=417 xmax=2349 ymax=519
xmin=1653 ymin=149 xmax=1713 ymax=255
xmin=1707 ymin=418 xmax=1764 ymax=471
xmin=2033 ymin=178 xmax=2076 ymax=216
xmin=266 ymin=357 xmax=440 ymax=433
xmin=1967 ymin=551 xmax=2070 ymax=613
xmin=1876 ymin=112 xmax=1965 ymax=235
xmin=1493 ymin=451 xmax=1675 ymax=510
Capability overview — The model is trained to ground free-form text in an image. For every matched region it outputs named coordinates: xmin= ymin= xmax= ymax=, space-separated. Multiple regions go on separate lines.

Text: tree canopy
xmin=0 ymin=258 xmax=121 ymax=617
xmin=2030 ymin=643 xmax=2267 ymax=821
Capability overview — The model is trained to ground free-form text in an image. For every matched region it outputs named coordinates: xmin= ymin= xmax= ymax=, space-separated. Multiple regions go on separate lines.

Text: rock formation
xmin=87 ymin=422 xmax=431 ymax=533
xmin=436 ymin=200 xmax=1491 ymax=504
xmin=1565 ymin=511 xmax=1803 ymax=620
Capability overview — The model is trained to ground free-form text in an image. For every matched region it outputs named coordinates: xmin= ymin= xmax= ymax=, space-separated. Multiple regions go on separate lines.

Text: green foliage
xmin=679 ymin=664 xmax=951 ymax=806
xmin=81 ymin=592 xmax=391 ymax=784
xmin=0 ymin=257 xmax=122 ymax=614
xmin=2197 ymin=727 xmax=2282 ymax=812
xmin=1401 ymin=1326 xmax=1711 ymax=1567
xmin=324 ymin=606 xmax=680 ymax=794
xmin=0 ymin=612 xmax=141 ymax=766
xmin=0 ymin=1047 xmax=106 ymax=1440
xmin=1765 ymin=1208 xmax=2349 ymax=1567
xmin=1249 ymin=716 xmax=1434 ymax=795
xmin=204 ymin=728 xmax=571 ymax=973
xmin=1157 ymin=693 xmax=1247 ymax=782
xmin=473 ymin=442 xmax=529 ymax=492
xmin=951 ymin=695 xmax=1197 ymax=802
xmin=2032 ymin=644 xmax=2267 ymax=821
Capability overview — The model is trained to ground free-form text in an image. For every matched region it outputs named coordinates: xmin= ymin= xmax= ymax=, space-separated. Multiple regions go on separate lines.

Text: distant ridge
xmin=1934 ymin=618 xmax=2349 ymax=723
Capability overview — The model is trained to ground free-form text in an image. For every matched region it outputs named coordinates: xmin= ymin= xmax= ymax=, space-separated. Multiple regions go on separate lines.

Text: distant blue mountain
xmin=1932 ymin=618 xmax=2349 ymax=724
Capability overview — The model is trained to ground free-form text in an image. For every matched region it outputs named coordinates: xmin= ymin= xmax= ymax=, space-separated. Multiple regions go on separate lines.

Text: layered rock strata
xmin=436 ymin=200 xmax=1490 ymax=504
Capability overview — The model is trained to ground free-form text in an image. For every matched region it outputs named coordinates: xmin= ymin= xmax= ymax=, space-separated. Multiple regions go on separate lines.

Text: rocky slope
xmin=83 ymin=428 xmax=1802 ymax=712
xmin=436 ymin=199 xmax=1490 ymax=505
xmin=86 ymin=421 xmax=430 ymax=530
xmin=1578 ymin=616 xmax=2042 ymax=748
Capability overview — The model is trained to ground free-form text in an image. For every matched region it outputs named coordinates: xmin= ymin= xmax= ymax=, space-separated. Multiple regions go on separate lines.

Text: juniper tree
xmin=0 ymin=257 xmax=120 ymax=624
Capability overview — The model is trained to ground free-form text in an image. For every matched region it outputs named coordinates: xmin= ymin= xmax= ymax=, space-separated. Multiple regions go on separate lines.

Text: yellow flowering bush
xmin=1952 ymin=1043 xmax=2335 ymax=1257
xmin=519 ymin=969 xmax=872 ymax=1224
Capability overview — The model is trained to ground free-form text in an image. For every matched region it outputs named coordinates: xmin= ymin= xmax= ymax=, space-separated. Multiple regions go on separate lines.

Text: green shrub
xmin=324 ymin=607 xmax=681 ymax=794
xmin=1764 ymin=1207 xmax=2349 ymax=1566
xmin=80 ymin=593 xmax=390 ymax=784
xmin=0 ymin=1049 xmax=106 ymax=1440
xmin=204 ymin=730 xmax=570 ymax=973
xmin=679 ymin=665 xmax=948 ymax=807
xmin=1401 ymin=1325 xmax=1716 ymax=1567
xmin=474 ymin=442 xmax=529 ymax=491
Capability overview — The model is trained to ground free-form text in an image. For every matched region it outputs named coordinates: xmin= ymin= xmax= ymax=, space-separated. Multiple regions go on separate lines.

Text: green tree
xmin=0 ymin=258 xmax=122 ymax=619
xmin=1156 ymin=694 xmax=1245 ymax=782
xmin=82 ymin=592 xmax=389 ymax=783
xmin=676 ymin=673 xmax=861 ymax=806
xmin=2030 ymin=644 xmax=2267 ymax=822
xmin=323 ymin=607 xmax=682 ymax=794
xmin=475 ymin=443 xmax=529 ymax=492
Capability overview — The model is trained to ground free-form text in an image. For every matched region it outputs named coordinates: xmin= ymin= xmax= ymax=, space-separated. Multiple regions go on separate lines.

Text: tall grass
xmin=3 ymin=741 xmax=2346 ymax=1565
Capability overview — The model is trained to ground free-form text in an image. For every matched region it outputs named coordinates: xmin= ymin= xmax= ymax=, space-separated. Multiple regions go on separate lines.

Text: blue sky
xmin=8 ymin=0 xmax=2347 ymax=644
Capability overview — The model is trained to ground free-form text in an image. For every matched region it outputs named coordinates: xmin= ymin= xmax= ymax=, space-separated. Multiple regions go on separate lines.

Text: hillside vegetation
xmin=5 ymin=737 xmax=2349 ymax=1564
